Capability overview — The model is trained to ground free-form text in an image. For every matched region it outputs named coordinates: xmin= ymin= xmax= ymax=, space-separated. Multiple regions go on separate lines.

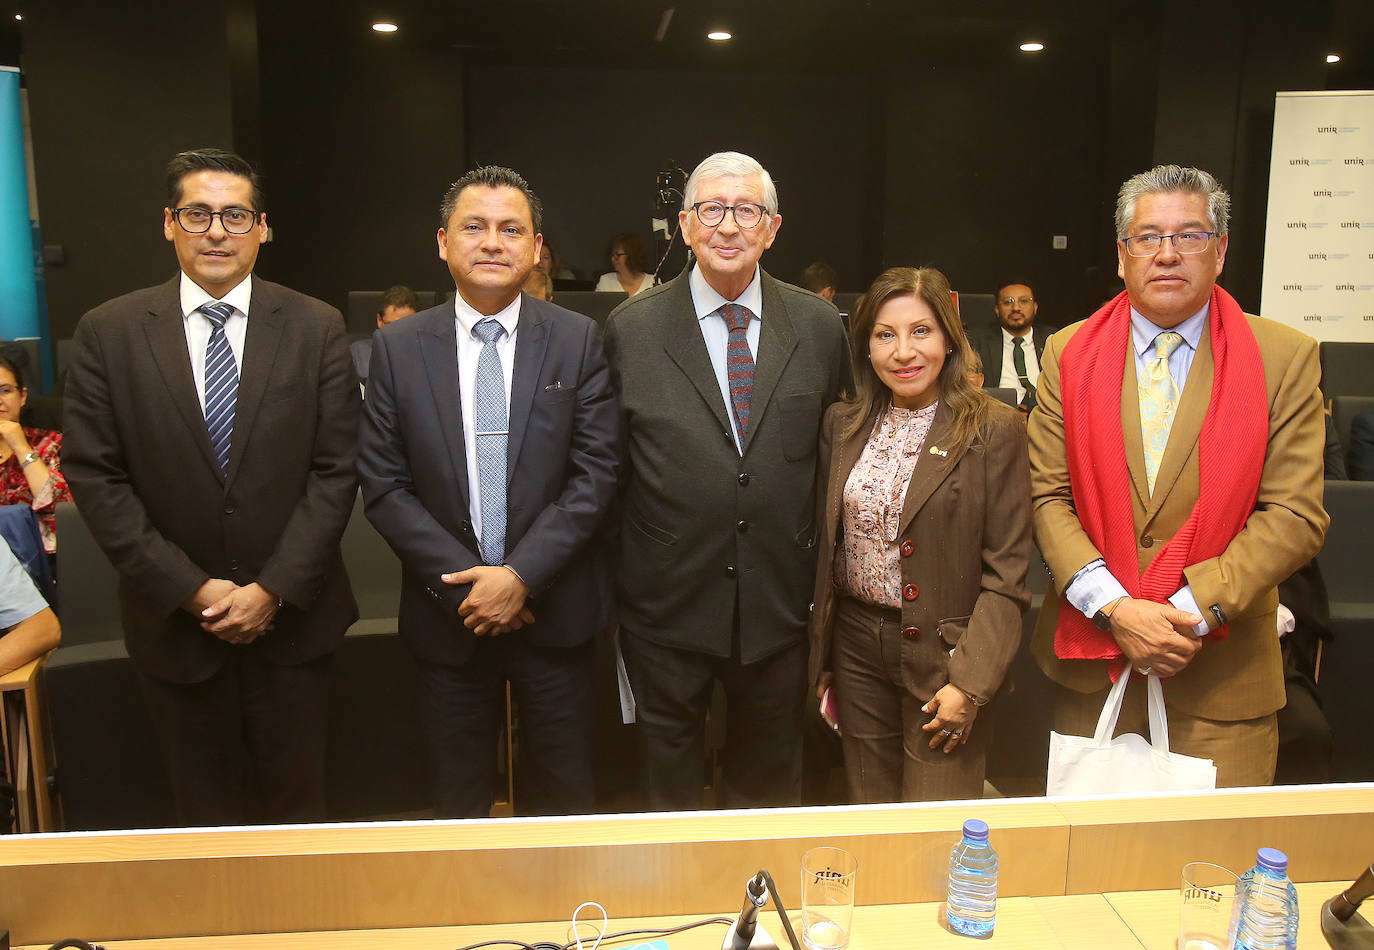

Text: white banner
xmin=1260 ymin=90 xmax=1374 ymax=343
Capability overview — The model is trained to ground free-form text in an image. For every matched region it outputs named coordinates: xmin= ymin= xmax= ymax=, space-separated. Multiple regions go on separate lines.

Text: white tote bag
xmin=1046 ymin=671 xmax=1217 ymax=795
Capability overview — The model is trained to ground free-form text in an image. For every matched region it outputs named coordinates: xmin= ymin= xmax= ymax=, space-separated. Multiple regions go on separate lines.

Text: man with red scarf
xmin=1027 ymin=165 xmax=1327 ymax=787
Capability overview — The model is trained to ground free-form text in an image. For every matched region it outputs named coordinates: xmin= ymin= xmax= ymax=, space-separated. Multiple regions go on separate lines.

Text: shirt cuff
xmin=1064 ymin=560 xmax=1130 ymax=621
xmin=1276 ymin=603 xmax=1296 ymax=638
xmin=1168 ymin=585 xmax=1211 ymax=636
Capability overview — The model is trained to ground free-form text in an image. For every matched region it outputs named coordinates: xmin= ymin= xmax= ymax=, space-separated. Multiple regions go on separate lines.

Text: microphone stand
xmin=723 ymin=870 xmax=802 ymax=950
xmin=1323 ymin=862 xmax=1374 ymax=949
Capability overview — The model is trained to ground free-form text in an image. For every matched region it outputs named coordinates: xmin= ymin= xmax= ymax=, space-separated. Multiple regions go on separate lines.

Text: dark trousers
xmin=621 ymin=625 xmax=806 ymax=812
xmin=138 ymin=648 xmax=333 ymax=827
xmin=416 ymin=636 xmax=597 ymax=819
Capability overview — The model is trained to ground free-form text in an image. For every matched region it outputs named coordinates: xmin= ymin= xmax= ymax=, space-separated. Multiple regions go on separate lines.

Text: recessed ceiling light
xmin=1326 ymin=53 xmax=1341 ymax=64
xmin=707 ymin=31 xmax=732 ymax=41
xmin=13 ymin=13 xmax=22 ymax=19
xmin=1020 ymin=42 xmax=1045 ymax=53
xmin=372 ymin=21 xmax=398 ymax=33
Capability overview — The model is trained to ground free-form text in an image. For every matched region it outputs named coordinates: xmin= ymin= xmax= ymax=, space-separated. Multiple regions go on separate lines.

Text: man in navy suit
xmin=358 ymin=166 xmax=619 ymax=817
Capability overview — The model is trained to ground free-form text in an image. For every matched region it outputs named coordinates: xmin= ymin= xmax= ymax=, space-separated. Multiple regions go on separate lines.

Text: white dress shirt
xmin=180 ymin=272 xmax=251 ymax=415
xmin=689 ymin=263 xmax=763 ymax=454
xmin=1063 ymin=301 xmax=1213 ymax=634
xmin=998 ymin=327 xmax=1042 ymax=403
xmin=454 ymin=293 xmax=520 ymax=541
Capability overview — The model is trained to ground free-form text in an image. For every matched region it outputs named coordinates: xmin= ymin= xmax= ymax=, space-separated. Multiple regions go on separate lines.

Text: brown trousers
xmin=830 ymin=598 xmax=989 ymax=803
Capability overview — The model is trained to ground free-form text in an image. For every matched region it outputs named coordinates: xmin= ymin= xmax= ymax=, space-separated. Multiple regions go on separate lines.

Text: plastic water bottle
xmin=946 ymin=818 xmax=998 ymax=937
xmin=1228 ymin=847 xmax=1299 ymax=950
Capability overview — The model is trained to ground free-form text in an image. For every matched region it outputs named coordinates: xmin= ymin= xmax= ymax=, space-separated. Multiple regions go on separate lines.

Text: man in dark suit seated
xmin=1350 ymin=408 xmax=1374 ymax=481
xmin=358 ymin=166 xmax=619 ymax=818
xmin=604 ymin=151 xmax=849 ymax=810
xmin=350 ymin=284 xmax=419 ymax=388
xmin=969 ymin=281 xmax=1049 ymax=413
xmin=63 ymin=148 xmax=360 ymax=826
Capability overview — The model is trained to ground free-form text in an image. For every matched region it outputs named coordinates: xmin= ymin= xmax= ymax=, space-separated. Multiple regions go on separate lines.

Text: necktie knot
xmin=201 ymin=302 xmax=234 ymax=329
xmin=1013 ymin=335 xmax=1025 ymax=350
xmin=1153 ymin=331 xmax=1184 ymax=361
xmin=473 ymin=318 xmax=505 ymax=345
xmin=720 ymin=303 xmax=752 ymax=334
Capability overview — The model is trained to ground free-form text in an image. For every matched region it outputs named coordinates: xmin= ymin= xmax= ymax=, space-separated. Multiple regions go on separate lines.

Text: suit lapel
xmin=506 ymin=296 xmax=550 ymax=481
xmin=897 ymin=401 xmax=966 ymax=537
xmin=662 ymin=277 xmax=734 ymax=441
xmin=742 ymin=273 xmax=798 ymax=454
xmin=419 ymin=310 xmax=472 ymax=510
xmin=1122 ymin=345 xmax=1150 ymax=510
xmin=142 ymin=278 xmax=222 ymax=477
xmin=226 ymin=279 xmax=285 ymax=488
xmin=826 ymin=411 xmax=871 ymax=543
xmin=1148 ymin=322 xmax=1213 ymax=515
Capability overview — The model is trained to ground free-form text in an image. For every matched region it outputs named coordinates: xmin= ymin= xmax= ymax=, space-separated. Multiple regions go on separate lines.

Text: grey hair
xmin=1115 ymin=164 xmax=1230 ymax=240
xmin=683 ymin=151 xmax=779 ymax=216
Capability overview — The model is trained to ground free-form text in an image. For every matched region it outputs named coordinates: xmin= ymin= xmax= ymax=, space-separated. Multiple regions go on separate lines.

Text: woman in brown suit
xmin=810 ymin=267 xmax=1032 ymax=802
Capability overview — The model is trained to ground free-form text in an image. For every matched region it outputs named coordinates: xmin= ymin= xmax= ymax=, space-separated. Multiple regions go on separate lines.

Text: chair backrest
xmin=1320 ymin=342 xmax=1374 ymax=399
xmin=344 ymin=290 xmax=439 ymax=335
xmin=53 ymin=502 xmax=124 ymax=646
xmin=341 ymin=491 xmax=402 ymax=621
xmin=955 ymin=293 xmax=998 ymax=334
xmin=1318 ymin=479 xmax=1374 ymax=607
xmin=551 ymin=291 xmax=628 ymax=329
xmin=1330 ymin=395 xmax=1374 ymax=459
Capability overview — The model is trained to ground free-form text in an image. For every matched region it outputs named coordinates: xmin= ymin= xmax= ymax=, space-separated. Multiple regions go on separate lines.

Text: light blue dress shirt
xmin=0 ymin=541 xmax=47 ymax=629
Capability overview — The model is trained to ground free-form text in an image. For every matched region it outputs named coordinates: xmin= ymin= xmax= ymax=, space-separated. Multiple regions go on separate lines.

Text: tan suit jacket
xmin=808 ymin=398 xmax=1032 ymax=703
xmin=1027 ymin=312 xmax=1328 ymax=721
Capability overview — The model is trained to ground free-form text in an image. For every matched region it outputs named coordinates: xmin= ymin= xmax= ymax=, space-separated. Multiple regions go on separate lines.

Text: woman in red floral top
xmin=0 ymin=355 xmax=71 ymax=554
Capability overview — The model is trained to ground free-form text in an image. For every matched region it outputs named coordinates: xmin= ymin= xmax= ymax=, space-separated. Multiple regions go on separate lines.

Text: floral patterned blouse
xmin=0 ymin=427 xmax=71 ymax=554
xmin=837 ymin=402 xmax=938 ymax=608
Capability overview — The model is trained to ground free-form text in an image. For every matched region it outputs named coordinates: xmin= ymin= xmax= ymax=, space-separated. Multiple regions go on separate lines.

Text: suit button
xmin=223 ymin=505 xmax=235 ymax=515
xmin=902 ymin=625 xmax=920 ymax=641
xmin=1141 ymin=534 xmax=1154 ymax=548
xmin=902 ymin=583 xmax=919 ymax=601
xmin=229 ymin=560 xmax=240 ymax=572
xmin=899 ymin=539 xmax=914 ymax=557
xmin=724 ymin=565 xmax=737 ymax=577
xmin=461 ymin=521 xmax=473 ymax=533
xmin=737 ymin=520 xmax=749 ymax=532
xmin=739 ymin=473 xmax=751 ymax=486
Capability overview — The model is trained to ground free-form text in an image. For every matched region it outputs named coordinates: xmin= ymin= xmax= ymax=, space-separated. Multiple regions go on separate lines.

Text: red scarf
xmin=1054 ymin=286 xmax=1267 ymax=662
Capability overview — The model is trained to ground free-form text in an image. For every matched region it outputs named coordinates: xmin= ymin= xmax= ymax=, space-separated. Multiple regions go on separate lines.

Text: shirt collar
xmin=180 ymin=272 xmax=253 ymax=320
xmin=689 ymin=263 xmax=763 ymax=322
xmin=454 ymin=290 xmax=522 ymax=340
xmin=1001 ymin=326 xmax=1034 ymax=346
xmin=1129 ymin=301 xmax=1209 ymax=358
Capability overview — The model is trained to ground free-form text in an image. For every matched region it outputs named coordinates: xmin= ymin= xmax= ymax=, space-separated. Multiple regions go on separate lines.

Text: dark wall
xmin=464 ymin=65 xmax=873 ymax=293
xmin=25 ymin=0 xmax=234 ymax=340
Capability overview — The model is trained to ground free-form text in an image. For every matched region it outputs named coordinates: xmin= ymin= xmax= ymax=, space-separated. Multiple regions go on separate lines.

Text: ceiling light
xmin=1326 ymin=53 xmax=1341 ymax=64
xmin=1020 ymin=42 xmax=1044 ymax=53
xmin=372 ymin=21 xmax=398 ymax=33
xmin=13 ymin=13 xmax=22 ymax=19
xmin=707 ymin=31 xmax=732 ymax=41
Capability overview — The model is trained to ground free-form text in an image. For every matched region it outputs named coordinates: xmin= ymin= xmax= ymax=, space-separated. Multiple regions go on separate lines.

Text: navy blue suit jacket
xmin=357 ymin=293 xmax=620 ymax=666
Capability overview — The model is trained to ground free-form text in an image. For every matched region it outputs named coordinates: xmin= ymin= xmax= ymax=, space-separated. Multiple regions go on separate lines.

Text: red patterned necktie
xmin=720 ymin=302 xmax=755 ymax=443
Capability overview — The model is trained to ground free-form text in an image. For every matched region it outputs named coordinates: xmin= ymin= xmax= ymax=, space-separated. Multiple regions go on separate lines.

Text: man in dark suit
xmin=969 ymin=281 xmax=1049 ymax=412
xmin=62 ymin=148 xmax=360 ymax=825
xmin=350 ymin=284 xmax=418 ymax=388
xmin=357 ymin=166 xmax=618 ymax=818
xmin=604 ymin=151 xmax=849 ymax=810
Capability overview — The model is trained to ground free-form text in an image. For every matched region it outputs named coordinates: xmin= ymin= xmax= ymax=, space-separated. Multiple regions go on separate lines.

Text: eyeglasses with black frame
xmin=690 ymin=201 xmax=768 ymax=230
xmin=172 ymin=207 xmax=261 ymax=235
xmin=1121 ymin=231 xmax=1216 ymax=257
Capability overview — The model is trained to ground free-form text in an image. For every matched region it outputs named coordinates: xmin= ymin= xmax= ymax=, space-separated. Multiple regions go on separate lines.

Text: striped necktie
xmin=1140 ymin=331 xmax=1184 ymax=494
xmin=472 ymin=318 xmax=508 ymax=566
xmin=200 ymin=301 xmax=238 ymax=475
xmin=719 ymin=303 xmax=755 ymax=446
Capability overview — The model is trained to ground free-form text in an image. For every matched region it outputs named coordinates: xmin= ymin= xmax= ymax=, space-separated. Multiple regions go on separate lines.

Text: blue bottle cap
xmin=1256 ymin=847 xmax=1288 ymax=873
xmin=963 ymin=819 xmax=989 ymax=841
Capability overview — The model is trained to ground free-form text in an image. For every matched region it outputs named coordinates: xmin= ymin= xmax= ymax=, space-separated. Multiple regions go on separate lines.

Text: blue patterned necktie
xmin=200 ymin=301 xmax=238 ymax=475
xmin=472 ymin=318 xmax=508 ymax=566
xmin=719 ymin=303 xmax=755 ymax=445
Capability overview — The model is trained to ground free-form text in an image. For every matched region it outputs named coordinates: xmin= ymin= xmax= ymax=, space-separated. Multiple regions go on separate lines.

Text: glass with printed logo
xmin=1180 ymin=862 xmax=1238 ymax=950
xmin=801 ymin=847 xmax=858 ymax=950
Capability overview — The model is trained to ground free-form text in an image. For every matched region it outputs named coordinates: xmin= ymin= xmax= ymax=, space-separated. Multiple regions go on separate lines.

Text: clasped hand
xmin=183 ymin=579 xmax=280 ymax=644
xmin=1108 ymin=597 xmax=1204 ymax=676
xmin=442 ymin=566 xmax=535 ymax=636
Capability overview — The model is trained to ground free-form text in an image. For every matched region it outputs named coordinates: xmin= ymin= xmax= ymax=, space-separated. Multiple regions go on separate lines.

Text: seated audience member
xmin=352 ymin=285 xmax=419 ymax=386
xmin=800 ymin=262 xmax=839 ymax=302
xmin=0 ymin=354 xmax=71 ymax=554
xmin=969 ymin=280 xmax=1048 ymax=413
xmin=595 ymin=233 xmax=654 ymax=296
xmin=966 ymin=348 xmax=986 ymax=388
xmin=810 ymin=266 xmax=1031 ymax=803
xmin=523 ymin=269 xmax=554 ymax=301
xmin=0 ymin=539 xmax=60 ymax=677
xmin=538 ymin=243 xmax=575 ymax=281
xmin=1350 ymin=408 xmax=1374 ymax=481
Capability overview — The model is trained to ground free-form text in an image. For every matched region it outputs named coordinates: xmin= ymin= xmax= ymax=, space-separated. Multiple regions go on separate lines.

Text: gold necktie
xmin=1140 ymin=331 xmax=1184 ymax=494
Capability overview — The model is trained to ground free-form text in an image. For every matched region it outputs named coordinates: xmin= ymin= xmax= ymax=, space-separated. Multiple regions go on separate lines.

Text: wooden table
xmin=0 ymin=656 xmax=56 ymax=832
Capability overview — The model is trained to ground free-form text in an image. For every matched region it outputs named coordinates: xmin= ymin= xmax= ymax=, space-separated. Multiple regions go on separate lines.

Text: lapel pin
xmin=929 ymin=445 xmax=948 ymax=457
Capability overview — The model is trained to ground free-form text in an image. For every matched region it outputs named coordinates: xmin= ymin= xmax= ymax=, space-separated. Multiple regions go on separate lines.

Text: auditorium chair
xmin=1319 ymin=342 xmax=1374 ymax=400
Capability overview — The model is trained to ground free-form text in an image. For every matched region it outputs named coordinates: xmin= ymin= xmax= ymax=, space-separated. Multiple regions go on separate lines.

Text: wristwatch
xmin=954 ymin=684 xmax=988 ymax=707
xmin=19 ymin=451 xmax=40 ymax=467
xmin=1091 ymin=596 xmax=1124 ymax=632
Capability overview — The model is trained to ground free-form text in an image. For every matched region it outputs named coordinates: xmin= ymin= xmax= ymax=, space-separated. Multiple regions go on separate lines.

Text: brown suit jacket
xmin=808 ymin=397 xmax=1032 ymax=703
xmin=62 ymin=276 xmax=360 ymax=684
xmin=1027 ymin=312 xmax=1328 ymax=721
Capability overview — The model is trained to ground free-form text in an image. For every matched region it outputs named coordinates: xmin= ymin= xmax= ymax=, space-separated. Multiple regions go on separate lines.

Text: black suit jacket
xmin=970 ymin=324 xmax=1049 ymax=394
xmin=603 ymin=268 xmax=850 ymax=664
xmin=357 ymin=295 xmax=619 ymax=666
xmin=1350 ymin=409 xmax=1374 ymax=481
xmin=62 ymin=276 xmax=361 ymax=684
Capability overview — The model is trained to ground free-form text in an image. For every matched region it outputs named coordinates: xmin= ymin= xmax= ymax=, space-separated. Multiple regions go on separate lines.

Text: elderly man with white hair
xmin=604 ymin=151 xmax=850 ymax=810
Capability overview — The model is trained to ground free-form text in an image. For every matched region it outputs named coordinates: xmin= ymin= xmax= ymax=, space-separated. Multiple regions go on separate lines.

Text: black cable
xmin=758 ymin=870 xmax=803 ymax=950
xmin=582 ymin=914 xmax=733 ymax=947
xmin=45 ymin=942 xmax=105 ymax=950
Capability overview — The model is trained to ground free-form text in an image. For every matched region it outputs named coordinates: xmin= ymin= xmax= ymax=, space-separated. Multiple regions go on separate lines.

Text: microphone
xmin=724 ymin=871 xmax=781 ymax=950
xmin=1321 ymin=862 xmax=1374 ymax=949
